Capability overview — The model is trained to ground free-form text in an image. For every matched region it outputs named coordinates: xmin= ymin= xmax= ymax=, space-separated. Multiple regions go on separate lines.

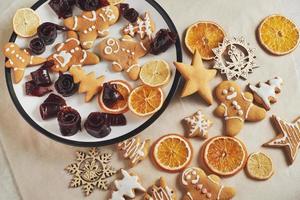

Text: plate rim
xmin=5 ymin=0 xmax=182 ymax=147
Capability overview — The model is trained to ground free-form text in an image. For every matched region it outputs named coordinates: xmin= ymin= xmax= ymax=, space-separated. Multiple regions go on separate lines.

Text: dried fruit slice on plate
xmin=152 ymin=134 xmax=193 ymax=172
xmin=185 ymin=21 xmax=225 ymax=60
xmin=13 ymin=8 xmax=41 ymax=37
xmin=203 ymin=136 xmax=247 ymax=176
xmin=128 ymin=85 xmax=163 ymax=117
xmin=246 ymin=152 xmax=274 ymax=180
xmin=108 ymin=0 xmax=124 ymax=5
xmin=258 ymin=14 xmax=299 ymax=55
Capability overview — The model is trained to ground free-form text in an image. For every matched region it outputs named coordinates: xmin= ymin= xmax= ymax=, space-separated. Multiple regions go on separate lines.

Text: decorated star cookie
xmin=69 ymin=66 xmax=105 ymax=102
xmin=109 ymin=169 xmax=146 ymax=200
xmin=64 ymin=5 xmax=119 ymax=49
xmin=117 ymin=137 xmax=151 ymax=167
xmin=98 ymin=36 xmax=150 ymax=80
xmin=264 ymin=115 xmax=300 ymax=165
xmin=249 ymin=77 xmax=283 ymax=110
xmin=144 ymin=177 xmax=176 ymax=200
xmin=65 ymin=148 xmax=116 ymax=196
xmin=181 ymin=167 xmax=236 ymax=200
xmin=214 ymin=81 xmax=266 ymax=136
xmin=48 ymin=31 xmax=100 ymax=73
xmin=3 ymin=43 xmax=46 ymax=83
xmin=173 ymin=50 xmax=217 ymax=105
xmin=123 ymin=12 xmax=155 ymax=39
xmin=183 ymin=110 xmax=212 ymax=139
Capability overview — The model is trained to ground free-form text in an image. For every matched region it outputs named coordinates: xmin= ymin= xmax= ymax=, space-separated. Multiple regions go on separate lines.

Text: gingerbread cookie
xmin=69 ymin=66 xmax=104 ymax=102
xmin=183 ymin=110 xmax=212 ymax=139
xmin=98 ymin=36 xmax=150 ymax=80
xmin=64 ymin=5 xmax=119 ymax=49
xmin=214 ymin=81 xmax=266 ymax=136
xmin=109 ymin=169 xmax=146 ymax=200
xmin=3 ymin=43 xmax=46 ymax=83
xmin=181 ymin=167 xmax=236 ymax=200
xmin=174 ymin=50 xmax=217 ymax=105
xmin=117 ymin=137 xmax=151 ymax=167
xmin=144 ymin=177 xmax=176 ymax=200
xmin=48 ymin=31 xmax=100 ymax=73
xmin=249 ymin=77 xmax=283 ymax=110
xmin=123 ymin=12 xmax=155 ymax=39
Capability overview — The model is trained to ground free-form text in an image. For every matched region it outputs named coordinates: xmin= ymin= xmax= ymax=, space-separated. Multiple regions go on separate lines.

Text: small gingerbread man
xmin=98 ymin=36 xmax=150 ymax=80
xmin=214 ymin=81 xmax=266 ymax=136
xmin=3 ymin=43 xmax=46 ymax=83
xmin=64 ymin=5 xmax=119 ymax=49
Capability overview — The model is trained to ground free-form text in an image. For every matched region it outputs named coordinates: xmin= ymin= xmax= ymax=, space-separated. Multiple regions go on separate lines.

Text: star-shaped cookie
xmin=264 ymin=115 xmax=300 ymax=165
xmin=174 ymin=50 xmax=217 ymax=105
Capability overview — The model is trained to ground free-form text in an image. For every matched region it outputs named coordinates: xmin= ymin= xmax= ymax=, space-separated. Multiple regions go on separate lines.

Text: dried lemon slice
xmin=258 ymin=14 xmax=299 ymax=55
xmin=108 ymin=0 xmax=124 ymax=5
xmin=246 ymin=152 xmax=274 ymax=180
xmin=13 ymin=8 xmax=41 ymax=38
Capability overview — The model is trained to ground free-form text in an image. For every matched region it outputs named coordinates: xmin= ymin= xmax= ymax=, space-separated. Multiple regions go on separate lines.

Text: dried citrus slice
xmin=128 ymin=85 xmax=163 ymax=116
xmin=185 ymin=21 xmax=225 ymax=60
xmin=258 ymin=14 xmax=299 ymax=55
xmin=108 ymin=0 xmax=124 ymax=5
xmin=13 ymin=8 xmax=41 ymax=38
xmin=203 ymin=136 xmax=247 ymax=176
xmin=98 ymin=80 xmax=132 ymax=114
xmin=152 ymin=134 xmax=193 ymax=172
xmin=246 ymin=152 xmax=274 ymax=180
xmin=139 ymin=60 xmax=171 ymax=87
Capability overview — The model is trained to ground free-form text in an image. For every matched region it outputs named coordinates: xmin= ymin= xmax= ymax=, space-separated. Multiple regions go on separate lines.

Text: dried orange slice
xmin=152 ymin=134 xmax=193 ymax=172
xmin=246 ymin=152 xmax=274 ymax=180
xmin=203 ymin=136 xmax=247 ymax=176
xmin=13 ymin=8 xmax=41 ymax=38
xmin=98 ymin=80 xmax=132 ymax=114
xmin=128 ymin=85 xmax=163 ymax=117
xmin=185 ymin=21 xmax=225 ymax=60
xmin=258 ymin=14 xmax=299 ymax=55
xmin=139 ymin=60 xmax=171 ymax=87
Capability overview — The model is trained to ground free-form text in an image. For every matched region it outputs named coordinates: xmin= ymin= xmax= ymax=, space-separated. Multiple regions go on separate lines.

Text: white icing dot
xmin=202 ymin=188 xmax=207 ymax=194
xmin=229 ymin=87 xmax=235 ymax=92
xmin=21 ymin=59 xmax=25 ymax=63
xmin=11 ymin=50 xmax=15 ymax=54
xmin=222 ymin=89 xmax=228 ymax=95
xmin=16 ymin=54 xmax=19 ymax=58
xmin=5 ymin=48 xmax=10 ymax=52
xmin=18 ymin=57 xmax=22 ymax=60
xmin=196 ymin=184 xmax=203 ymax=190
xmin=121 ymin=48 xmax=126 ymax=51
xmin=232 ymin=101 xmax=237 ymax=106
xmin=107 ymin=39 xmax=116 ymax=46
xmin=192 ymin=171 xmax=197 ymax=175
xmin=92 ymin=26 xmax=95 ymax=29
xmin=70 ymin=49 xmax=75 ymax=53
xmin=131 ymin=52 xmax=135 ymax=55
xmin=84 ymin=30 xmax=88 ymax=34
xmin=236 ymin=105 xmax=241 ymax=110
xmin=88 ymin=27 xmax=92 ymax=32
xmin=10 ymin=44 xmax=14 ymax=47
xmin=238 ymin=110 xmax=243 ymax=116
xmin=75 ymin=47 xmax=79 ymax=51
xmin=207 ymin=193 xmax=212 ymax=198
xmin=186 ymin=175 xmax=191 ymax=180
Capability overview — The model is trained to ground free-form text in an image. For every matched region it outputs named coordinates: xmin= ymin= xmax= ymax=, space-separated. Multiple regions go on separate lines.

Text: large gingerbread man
xmin=64 ymin=5 xmax=119 ymax=49
xmin=214 ymin=81 xmax=266 ymax=136
xmin=98 ymin=36 xmax=150 ymax=80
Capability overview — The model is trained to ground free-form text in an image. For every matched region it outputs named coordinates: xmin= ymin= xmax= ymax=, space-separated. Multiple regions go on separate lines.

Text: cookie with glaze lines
xmin=48 ymin=31 xmax=100 ymax=73
xmin=249 ymin=77 xmax=283 ymax=110
xmin=117 ymin=137 xmax=151 ymax=167
xmin=181 ymin=167 xmax=235 ymax=200
xmin=98 ymin=36 xmax=150 ymax=80
xmin=144 ymin=177 xmax=176 ymax=200
xmin=3 ymin=43 xmax=46 ymax=83
xmin=123 ymin=12 xmax=155 ymax=39
xmin=64 ymin=5 xmax=119 ymax=49
xmin=214 ymin=81 xmax=266 ymax=136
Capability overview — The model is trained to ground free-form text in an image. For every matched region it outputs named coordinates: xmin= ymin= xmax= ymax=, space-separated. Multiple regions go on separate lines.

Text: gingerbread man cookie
xmin=3 ymin=43 xmax=46 ymax=83
xmin=214 ymin=81 xmax=266 ymax=136
xmin=98 ymin=36 xmax=150 ymax=80
xmin=48 ymin=31 xmax=100 ymax=73
xmin=181 ymin=167 xmax=236 ymax=200
xmin=144 ymin=177 xmax=176 ymax=200
xmin=64 ymin=5 xmax=119 ymax=49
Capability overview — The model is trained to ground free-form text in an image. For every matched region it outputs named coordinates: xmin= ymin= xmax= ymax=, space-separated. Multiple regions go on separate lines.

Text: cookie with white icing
xmin=64 ymin=5 xmax=119 ymax=49
xmin=214 ymin=81 xmax=266 ymax=136
xmin=249 ymin=77 xmax=283 ymax=110
xmin=181 ymin=167 xmax=235 ymax=200
xmin=3 ymin=43 xmax=46 ymax=83
xmin=144 ymin=177 xmax=176 ymax=200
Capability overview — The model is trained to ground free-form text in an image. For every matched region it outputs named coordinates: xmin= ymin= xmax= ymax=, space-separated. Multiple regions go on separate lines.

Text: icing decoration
xmin=144 ymin=177 xmax=176 ymax=200
xmin=117 ymin=137 xmax=151 ymax=167
xmin=264 ymin=115 xmax=300 ymax=165
xmin=183 ymin=110 xmax=212 ymax=139
xmin=212 ymin=36 xmax=258 ymax=80
xmin=109 ymin=169 xmax=145 ymax=200
xmin=65 ymin=148 xmax=116 ymax=196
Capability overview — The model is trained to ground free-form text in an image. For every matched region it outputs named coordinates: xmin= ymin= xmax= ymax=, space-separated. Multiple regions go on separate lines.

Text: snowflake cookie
xmin=183 ymin=110 xmax=212 ymax=139
xmin=65 ymin=148 xmax=116 ymax=196
xmin=212 ymin=36 xmax=258 ymax=80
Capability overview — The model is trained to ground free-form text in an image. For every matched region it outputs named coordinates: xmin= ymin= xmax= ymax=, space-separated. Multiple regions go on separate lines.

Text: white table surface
xmin=1 ymin=0 xmax=300 ymax=199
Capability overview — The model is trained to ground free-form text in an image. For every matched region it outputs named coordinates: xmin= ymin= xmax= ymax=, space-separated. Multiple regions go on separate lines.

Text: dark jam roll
xmin=49 ymin=0 xmax=74 ymax=19
xmin=84 ymin=112 xmax=111 ymax=138
xmin=150 ymin=29 xmax=177 ymax=55
xmin=102 ymin=82 xmax=124 ymax=108
xmin=57 ymin=107 xmax=81 ymax=136
xmin=37 ymin=22 xmax=67 ymax=45
xmin=30 ymin=67 xmax=52 ymax=87
xmin=29 ymin=38 xmax=46 ymax=55
xmin=25 ymin=80 xmax=52 ymax=97
xmin=123 ymin=8 xmax=139 ymax=23
xmin=40 ymin=94 xmax=66 ymax=120
xmin=54 ymin=73 xmax=79 ymax=97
